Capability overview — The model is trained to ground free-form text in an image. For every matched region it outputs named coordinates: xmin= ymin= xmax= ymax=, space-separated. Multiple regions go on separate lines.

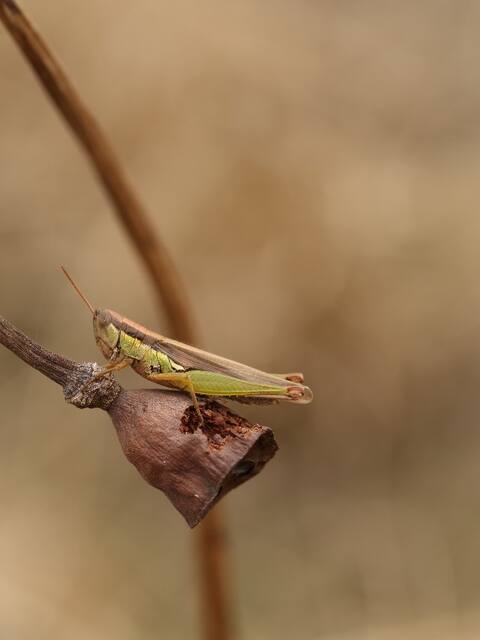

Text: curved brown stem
xmin=0 ymin=2 xmax=230 ymax=638
xmin=0 ymin=0 xmax=195 ymax=342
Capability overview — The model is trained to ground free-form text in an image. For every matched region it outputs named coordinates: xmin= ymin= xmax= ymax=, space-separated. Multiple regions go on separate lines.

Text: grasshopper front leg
xmin=77 ymin=359 xmax=131 ymax=395
xmin=92 ymin=359 xmax=131 ymax=380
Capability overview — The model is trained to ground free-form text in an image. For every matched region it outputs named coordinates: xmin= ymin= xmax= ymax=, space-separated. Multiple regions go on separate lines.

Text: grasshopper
xmin=61 ymin=268 xmax=313 ymax=422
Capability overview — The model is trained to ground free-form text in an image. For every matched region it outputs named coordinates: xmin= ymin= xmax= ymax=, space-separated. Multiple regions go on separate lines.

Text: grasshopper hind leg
xmin=147 ymin=371 xmax=204 ymax=426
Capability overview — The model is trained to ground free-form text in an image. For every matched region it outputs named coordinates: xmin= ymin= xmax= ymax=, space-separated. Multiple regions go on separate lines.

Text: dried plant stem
xmin=0 ymin=315 xmax=79 ymax=386
xmin=0 ymin=315 xmax=122 ymax=410
xmin=0 ymin=2 xmax=231 ymax=639
xmin=197 ymin=510 xmax=232 ymax=640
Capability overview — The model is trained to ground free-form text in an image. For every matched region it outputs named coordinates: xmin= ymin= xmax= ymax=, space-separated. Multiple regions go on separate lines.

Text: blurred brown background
xmin=2 ymin=1 xmax=480 ymax=638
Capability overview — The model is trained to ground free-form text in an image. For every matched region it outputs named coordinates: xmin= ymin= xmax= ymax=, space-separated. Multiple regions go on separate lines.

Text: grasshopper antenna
xmin=60 ymin=266 xmax=95 ymax=315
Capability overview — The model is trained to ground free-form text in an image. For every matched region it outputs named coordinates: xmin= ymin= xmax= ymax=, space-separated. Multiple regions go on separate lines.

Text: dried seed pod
xmin=108 ymin=389 xmax=278 ymax=527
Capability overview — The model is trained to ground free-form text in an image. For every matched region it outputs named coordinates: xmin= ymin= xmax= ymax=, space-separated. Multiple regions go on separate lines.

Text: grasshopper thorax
xmin=93 ymin=309 xmax=120 ymax=360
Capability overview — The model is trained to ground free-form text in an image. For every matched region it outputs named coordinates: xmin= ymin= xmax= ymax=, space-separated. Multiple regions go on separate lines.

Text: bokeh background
xmin=2 ymin=1 xmax=480 ymax=638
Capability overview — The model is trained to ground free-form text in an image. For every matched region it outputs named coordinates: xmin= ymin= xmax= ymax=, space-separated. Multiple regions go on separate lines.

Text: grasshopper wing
xmin=152 ymin=335 xmax=313 ymax=403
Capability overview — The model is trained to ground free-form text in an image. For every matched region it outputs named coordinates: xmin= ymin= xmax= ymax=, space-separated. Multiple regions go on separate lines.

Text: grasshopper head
xmin=60 ymin=268 xmax=121 ymax=361
xmin=93 ymin=309 xmax=120 ymax=360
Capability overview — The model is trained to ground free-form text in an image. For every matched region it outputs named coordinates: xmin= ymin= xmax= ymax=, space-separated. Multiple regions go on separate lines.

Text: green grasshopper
xmin=61 ymin=268 xmax=313 ymax=421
